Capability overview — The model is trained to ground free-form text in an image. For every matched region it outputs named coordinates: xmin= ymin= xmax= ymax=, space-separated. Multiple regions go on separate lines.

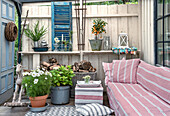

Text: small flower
xmin=36 ymin=73 xmax=40 ymax=77
xmin=45 ymin=71 xmax=48 ymax=75
xmin=34 ymin=79 xmax=38 ymax=84
xmin=31 ymin=72 xmax=37 ymax=77
xmin=36 ymin=66 xmax=40 ymax=69
xmin=25 ymin=83 xmax=27 ymax=87
xmin=49 ymin=73 xmax=52 ymax=77
xmin=36 ymin=69 xmax=40 ymax=72
xmin=53 ymin=67 xmax=59 ymax=70
xmin=42 ymin=68 xmax=45 ymax=71
xmin=39 ymin=71 xmax=44 ymax=75
xmin=45 ymin=77 xmax=48 ymax=80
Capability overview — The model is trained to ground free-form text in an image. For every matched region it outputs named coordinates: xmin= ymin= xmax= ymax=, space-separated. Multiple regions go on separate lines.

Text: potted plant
xmin=83 ymin=75 xmax=91 ymax=83
xmin=50 ymin=65 xmax=75 ymax=104
xmin=25 ymin=21 xmax=47 ymax=48
xmin=89 ymin=19 xmax=107 ymax=51
xmin=22 ymin=66 xmax=52 ymax=108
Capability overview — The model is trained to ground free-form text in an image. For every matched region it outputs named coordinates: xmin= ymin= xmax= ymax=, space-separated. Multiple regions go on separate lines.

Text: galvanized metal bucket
xmin=51 ymin=86 xmax=70 ymax=104
xmin=89 ymin=39 xmax=103 ymax=51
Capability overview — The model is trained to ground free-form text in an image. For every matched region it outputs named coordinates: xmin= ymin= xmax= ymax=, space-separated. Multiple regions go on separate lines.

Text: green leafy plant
xmin=25 ymin=21 xmax=47 ymax=41
xmin=92 ymin=19 xmax=107 ymax=38
xmin=50 ymin=65 xmax=75 ymax=87
xmin=22 ymin=66 xmax=52 ymax=97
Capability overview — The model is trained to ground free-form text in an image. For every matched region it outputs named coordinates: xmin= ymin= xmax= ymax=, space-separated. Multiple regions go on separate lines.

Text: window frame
xmin=154 ymin=0 xmax=170 ymax=67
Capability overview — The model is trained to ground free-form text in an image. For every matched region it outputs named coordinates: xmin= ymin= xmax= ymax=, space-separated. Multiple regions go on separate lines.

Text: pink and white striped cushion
xmin=107 ymin=82 xmax=170 ymax=116
xmin=137 ymin=61 xmax=170 ymax=104
xmin=103 ymin=59 xmax=140 ymax=84
xmin=102 ymin=62 xmax=113 ymax=85
xmin=112 ymin=59 xmax=140 ymax=84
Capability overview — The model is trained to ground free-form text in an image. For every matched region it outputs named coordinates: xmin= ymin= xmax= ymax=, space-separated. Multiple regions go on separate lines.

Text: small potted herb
xmin=50 ymin=65 xmax=75 ymax=104
xmin=83 ymin=75 xmax=91 ymax=83
xmin=25 ymin=21 xmax=47 ymax=48
xmin=22 ymin=66 xmax=52 ymax=108
xmin=89 ymin=19 xmax=107 ymax=51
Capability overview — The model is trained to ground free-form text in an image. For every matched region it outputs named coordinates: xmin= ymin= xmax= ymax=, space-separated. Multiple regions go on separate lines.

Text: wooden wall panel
xmin=140 ymin=0 xmax=155 ymax=65
xmin=21 ymin=3 xmax=142 ymax=90
xmin=22 ymin=3 xmax=139 ymax=52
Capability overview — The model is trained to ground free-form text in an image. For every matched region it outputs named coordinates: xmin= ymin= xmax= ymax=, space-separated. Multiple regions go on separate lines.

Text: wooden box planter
xmin=70 ymin=71 xmax=97 ymax=97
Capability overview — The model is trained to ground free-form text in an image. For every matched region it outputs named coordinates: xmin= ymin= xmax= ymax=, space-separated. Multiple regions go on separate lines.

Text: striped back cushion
xmin=112 ymin=59 xmax=140 ymax=84
xmin=102 ymin=62 xmax=113 ymax=85
xmin=103 ymin=59 xmax=140 ymax=84
xmin=137 ymin=61 xmax=170 ymax=104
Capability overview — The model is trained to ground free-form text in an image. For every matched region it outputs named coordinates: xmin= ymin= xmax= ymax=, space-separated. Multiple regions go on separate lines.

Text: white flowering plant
xmin=50 ymin=65 xmax=75 ymax=87
xmin=22 ymin=66 xmax=52 ymax=97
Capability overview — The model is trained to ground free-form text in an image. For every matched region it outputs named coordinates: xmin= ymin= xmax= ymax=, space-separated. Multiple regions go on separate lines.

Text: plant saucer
xmin=28 ymin=103 xmax=49 ymax=112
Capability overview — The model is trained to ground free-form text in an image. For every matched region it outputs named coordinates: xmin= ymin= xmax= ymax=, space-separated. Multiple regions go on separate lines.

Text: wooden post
xmin=79 ymin=0 xmax=83 ymax=50
xmin=33 ymin=54 xmax=40 ymax=70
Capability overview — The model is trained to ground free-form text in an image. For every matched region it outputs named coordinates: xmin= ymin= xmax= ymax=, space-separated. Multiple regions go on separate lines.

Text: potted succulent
xmin=22 ymin=66 xmax=52 ymax=108
xmin=25 ymin=21 xmax=47 ymax=48
xmin=89 ymin=19 xmax=107 ymax=51
xmin=50 ymin=65 xmax=75 ymax=104
xmin=83 ymin=75 xmax=91 ymax=83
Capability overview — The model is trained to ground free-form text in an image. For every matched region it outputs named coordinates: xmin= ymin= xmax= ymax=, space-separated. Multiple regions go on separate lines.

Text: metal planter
xmin=89 ymin=39 xmax=103 ymax=51
xmin=51 ymin=86 xmax=70 ymax=105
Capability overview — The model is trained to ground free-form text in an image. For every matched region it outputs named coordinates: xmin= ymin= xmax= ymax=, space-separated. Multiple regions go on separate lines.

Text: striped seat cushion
xmin=137 ymin=61 xmax=170 ymax=104
xmin=76 ymin=103 xmax=114 ymax=116
xmin=102 ymin=62 xmax=113 ymax=85
xmin=102 ymin=59 xmax=140 ymax=85
xmin=107 ymin=82 xmax=170 ymax=116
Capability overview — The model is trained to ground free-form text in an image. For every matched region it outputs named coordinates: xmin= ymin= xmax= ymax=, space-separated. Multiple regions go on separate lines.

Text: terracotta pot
xmin=29 ymin=95 xmax=48 ymax=108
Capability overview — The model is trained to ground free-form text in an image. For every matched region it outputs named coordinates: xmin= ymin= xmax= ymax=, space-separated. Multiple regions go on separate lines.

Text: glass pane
xmin=164 ymin=43 xmax=170 ymax=67
xmin=164 ymin=16 xmax=170 ymax=41
xmin=157 ymin=19 xmax=163 ymax=41
xmin=165 ymin=0 xmax=170 ymax=15
xmin=157 ymin=0 xmax=163 ymax=18
xmin=157 ymin=43 xmax=163 ymax=65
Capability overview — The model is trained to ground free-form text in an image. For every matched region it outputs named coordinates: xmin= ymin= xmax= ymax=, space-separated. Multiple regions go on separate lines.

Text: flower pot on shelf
xmin=51 ymin=86 xmax=70 ymax=104
xmin=29 ymin=94 xmax=48 ymax=108
xmin=89 ymin=39 xmax=103 ymax=51
xmin=34 ymin=41 xmax=39 ymax=47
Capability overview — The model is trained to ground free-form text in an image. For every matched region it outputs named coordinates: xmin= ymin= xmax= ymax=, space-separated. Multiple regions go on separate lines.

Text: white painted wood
xmin=140 ymin=0 xmax=155 ymax=65
xmin=21 ymin=3 xmax=144 ymax=89
xmin=33 ymin=54 xmax=40 ymax=70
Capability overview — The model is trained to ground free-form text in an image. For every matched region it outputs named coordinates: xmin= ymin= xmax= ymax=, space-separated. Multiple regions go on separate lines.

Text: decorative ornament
xmin=5 ymin=22 xmax=18 ymax=42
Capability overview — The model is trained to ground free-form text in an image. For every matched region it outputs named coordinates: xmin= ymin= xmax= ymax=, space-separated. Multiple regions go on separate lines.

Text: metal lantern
xmin=118 ymin=33 xmax=129 ymax=48
xmin=103 ymin=36 xmax=111 ymax=50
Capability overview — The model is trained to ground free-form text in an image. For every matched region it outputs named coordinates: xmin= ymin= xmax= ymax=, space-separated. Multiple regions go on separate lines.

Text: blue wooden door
xmin=51 ymin=2 xmax=72 ymax=51
xmin=0 ymin=0 xmax=15 ymax=104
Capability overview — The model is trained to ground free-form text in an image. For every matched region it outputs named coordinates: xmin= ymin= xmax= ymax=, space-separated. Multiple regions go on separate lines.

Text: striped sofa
xmin=103 ymin=59 xmax=170 ymax=116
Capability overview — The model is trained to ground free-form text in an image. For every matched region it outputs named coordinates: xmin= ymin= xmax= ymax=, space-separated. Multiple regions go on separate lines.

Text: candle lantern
xmin=103 ymin=36 xmax=111 ymax=50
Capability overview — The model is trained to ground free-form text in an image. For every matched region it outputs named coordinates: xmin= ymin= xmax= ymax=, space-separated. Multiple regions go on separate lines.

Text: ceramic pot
xmin=51 ymin=86 xmax=70 ymax=104
xmin=29 ymin=94 xmax=48 ymax=108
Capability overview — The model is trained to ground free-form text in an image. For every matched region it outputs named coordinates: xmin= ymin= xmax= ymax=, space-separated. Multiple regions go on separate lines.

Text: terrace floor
xmin=0 ymin=92 xmax=110 ymax=116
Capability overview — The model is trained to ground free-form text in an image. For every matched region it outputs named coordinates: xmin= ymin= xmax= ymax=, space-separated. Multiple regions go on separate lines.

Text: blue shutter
xmin=51 ymin=2 xmax=72 ymax=51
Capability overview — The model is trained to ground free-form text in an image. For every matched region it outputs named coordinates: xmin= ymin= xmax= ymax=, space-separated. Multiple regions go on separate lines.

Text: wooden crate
xmin=70 ymin=71 xmax=97 ymax=97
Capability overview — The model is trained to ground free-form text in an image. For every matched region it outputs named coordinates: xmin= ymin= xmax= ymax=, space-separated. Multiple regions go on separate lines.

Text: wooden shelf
xmin=19 ymin=51 xmax=81 ymax=55
xmin=19 ymin=50 xmax=114 ymax=55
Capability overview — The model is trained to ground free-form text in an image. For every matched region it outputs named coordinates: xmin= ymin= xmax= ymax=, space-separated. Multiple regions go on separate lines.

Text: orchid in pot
xmin=22 ymin=66 xmax=52 ymax=107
